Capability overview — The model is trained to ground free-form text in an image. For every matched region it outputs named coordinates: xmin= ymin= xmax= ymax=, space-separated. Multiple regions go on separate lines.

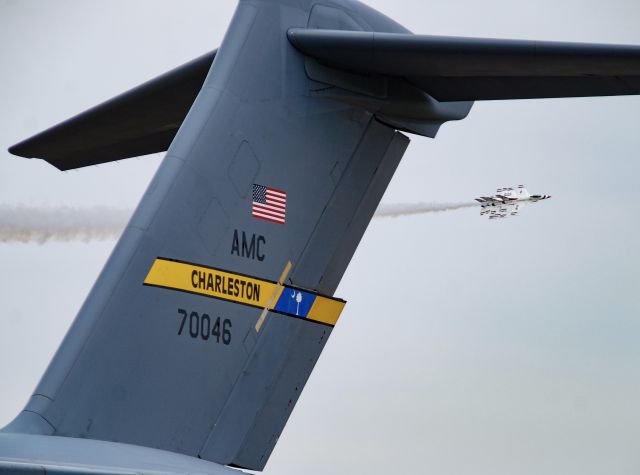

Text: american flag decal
xmin=252 ymin=184 xmax=287 ymax=224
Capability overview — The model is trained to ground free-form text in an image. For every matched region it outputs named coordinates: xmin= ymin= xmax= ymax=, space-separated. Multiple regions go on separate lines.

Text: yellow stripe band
xmin=145 ymin=258 xmax=280 ymax=308
xmin=144 ymin=258 xmax=345 ymax=327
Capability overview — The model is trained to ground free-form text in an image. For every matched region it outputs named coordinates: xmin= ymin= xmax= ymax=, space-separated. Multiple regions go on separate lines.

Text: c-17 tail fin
xmin=4 ymin=0 xmax=411 ymax=471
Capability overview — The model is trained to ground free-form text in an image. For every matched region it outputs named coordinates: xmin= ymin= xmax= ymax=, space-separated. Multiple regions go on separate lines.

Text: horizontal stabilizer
xmin=9 ymin=50 xmax=216 ymax=170
xmin=288 ymin=29 xmax=640 ymax=101
xmin=0 ymin=433 xmax=238 ymax=474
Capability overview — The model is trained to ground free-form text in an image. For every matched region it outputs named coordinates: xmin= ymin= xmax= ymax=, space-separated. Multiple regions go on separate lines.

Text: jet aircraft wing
xmin=9 ymin=50 xmax=216 ymax=171
xmin=481 ymin=201 xmax=527 ymax=219
xmin=287 ymin=29 xmax=640 ymax=101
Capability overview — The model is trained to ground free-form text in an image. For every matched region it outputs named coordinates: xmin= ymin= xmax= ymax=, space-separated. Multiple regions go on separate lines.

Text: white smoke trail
xmin=374 ymin=202 xmax=479 ymax=218
xmin=0 ymin=201 xmax=478 ymax=244
xmin=0 ymin=205 xmax=130 ymax=244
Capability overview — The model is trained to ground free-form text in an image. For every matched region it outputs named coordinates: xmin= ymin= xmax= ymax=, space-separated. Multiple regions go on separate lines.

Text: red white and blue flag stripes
xmin=252 ymin=184 xmax=287 ymax=224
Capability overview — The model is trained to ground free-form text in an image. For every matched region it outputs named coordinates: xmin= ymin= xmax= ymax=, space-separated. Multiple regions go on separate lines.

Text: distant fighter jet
xmin=477 ymin=185 xmax=551 ymax=219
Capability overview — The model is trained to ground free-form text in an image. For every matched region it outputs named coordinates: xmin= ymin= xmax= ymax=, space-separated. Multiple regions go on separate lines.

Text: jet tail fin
xmin=4 ymin=1 xmax=410 ymax=471
xmin=517 ymin=185 xmax=532 ymax=199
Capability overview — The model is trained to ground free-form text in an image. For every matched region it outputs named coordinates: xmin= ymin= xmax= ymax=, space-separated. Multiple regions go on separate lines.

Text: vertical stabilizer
xmin=517 ymin=185 xmax=531 ymax=200
xmin=4 ymin=0 xmax=410 ymax=470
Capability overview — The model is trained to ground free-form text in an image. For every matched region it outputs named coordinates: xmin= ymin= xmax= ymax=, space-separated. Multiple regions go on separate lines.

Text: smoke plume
xmin=374 ymin=202 xmax=478 ymax=218
xmin=0 ymin=205 xmax=130 ymax=244
xmin=0 ymin=201 xmax=478 ymax=244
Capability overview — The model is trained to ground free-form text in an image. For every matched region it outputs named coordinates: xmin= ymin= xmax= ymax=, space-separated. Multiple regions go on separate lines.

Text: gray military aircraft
xmin=2 ymin=0 xmax=640 ymax=473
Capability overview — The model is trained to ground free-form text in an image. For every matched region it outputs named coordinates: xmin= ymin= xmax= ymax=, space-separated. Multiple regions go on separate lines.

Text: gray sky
xmin=1 ymin=1 xmax=640 ymax=474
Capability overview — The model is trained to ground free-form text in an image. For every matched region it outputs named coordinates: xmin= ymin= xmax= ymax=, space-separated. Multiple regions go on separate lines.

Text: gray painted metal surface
xmin=287 ymin=29 xmax=640 ymax=101
xmin=0 ymin=433 xmax=238 ymax=474
xmin=5 ymin=0 xmax=412 ymax=472
xmin=3 ymin=0 xmax=640 ymax=474
xmin=9 ymin=51 xmax=217 ymax=170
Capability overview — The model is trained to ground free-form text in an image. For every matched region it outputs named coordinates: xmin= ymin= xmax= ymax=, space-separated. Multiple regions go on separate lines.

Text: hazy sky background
xmin=1 ymin=1 xmax=640 ymax=474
